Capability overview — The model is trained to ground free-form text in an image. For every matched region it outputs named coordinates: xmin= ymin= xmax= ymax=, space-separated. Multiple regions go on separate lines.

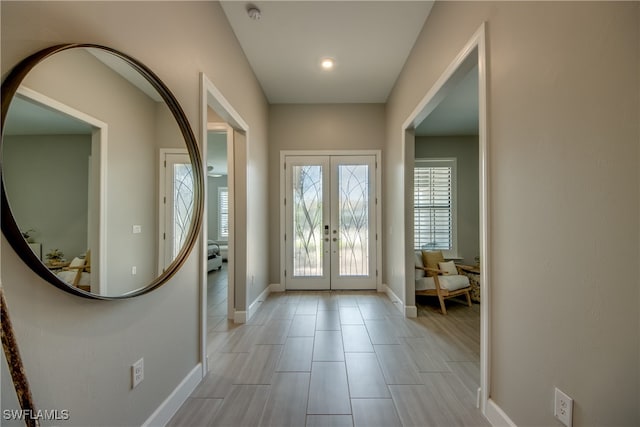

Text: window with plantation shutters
xmin=414 ymin=159 xmax=456 ymax=252
xmin=218 ymin=187 xmax=229 ymax=240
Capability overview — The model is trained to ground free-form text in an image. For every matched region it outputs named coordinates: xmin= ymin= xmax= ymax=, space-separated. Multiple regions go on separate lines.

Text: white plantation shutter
xmin=218 ymin=187 xmax=229 ymax=240
xmin=414 ymin=159 xmax=456 ymax=251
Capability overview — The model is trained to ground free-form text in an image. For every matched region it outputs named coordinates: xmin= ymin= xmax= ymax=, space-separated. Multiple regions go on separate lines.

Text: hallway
xmin=169 ymin=289 xmax=487 ymax=426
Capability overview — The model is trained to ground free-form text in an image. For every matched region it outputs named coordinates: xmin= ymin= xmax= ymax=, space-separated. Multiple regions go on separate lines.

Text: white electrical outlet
xmin=132 ymin=266 xmax=137 ymax=275
xmin=554 ymin=387 xmax=573 ymax=427
xmin=132 ymin=358 xmax=144 ymax=388
xmin=132 ymin=225 xmax=142 ymax=234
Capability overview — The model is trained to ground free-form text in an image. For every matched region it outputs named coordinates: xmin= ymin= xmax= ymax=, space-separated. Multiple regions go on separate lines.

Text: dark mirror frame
xmin=1 ymin=43 xmax=204 ymax=300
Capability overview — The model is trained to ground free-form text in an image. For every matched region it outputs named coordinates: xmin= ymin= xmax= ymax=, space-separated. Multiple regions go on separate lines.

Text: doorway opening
xmin=200 ymin=73 xmax=248 ymax=374
xmin=205 ymin=123 xmax=231 ymax=331
xmin=402 ymin=23 xmax=489 ymax=412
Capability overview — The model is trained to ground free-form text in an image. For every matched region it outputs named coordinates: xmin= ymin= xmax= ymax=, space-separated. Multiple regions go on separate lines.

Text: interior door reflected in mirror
xmin=1 ymin=45 xmax=203 ymax=299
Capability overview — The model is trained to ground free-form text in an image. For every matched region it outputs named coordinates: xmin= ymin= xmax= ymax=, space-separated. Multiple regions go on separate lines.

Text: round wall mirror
xmin=1 ymin=44 xmax=203 ymax=299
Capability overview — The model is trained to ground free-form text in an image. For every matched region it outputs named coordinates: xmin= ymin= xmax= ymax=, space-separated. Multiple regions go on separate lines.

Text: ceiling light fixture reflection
xmin=321 ymin=58 xmax=335 ymax=70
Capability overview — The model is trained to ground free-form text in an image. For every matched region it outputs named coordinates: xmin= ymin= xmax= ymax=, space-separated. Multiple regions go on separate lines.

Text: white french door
xmin=284 ymin=154 xmax=377 ymax=290
xmin=160 ymin=150 xmax=194 ymax=272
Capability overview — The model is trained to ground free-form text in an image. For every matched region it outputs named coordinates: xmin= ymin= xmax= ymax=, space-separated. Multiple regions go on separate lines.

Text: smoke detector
xmin=247 ymin=4 xmax=261 ymax=20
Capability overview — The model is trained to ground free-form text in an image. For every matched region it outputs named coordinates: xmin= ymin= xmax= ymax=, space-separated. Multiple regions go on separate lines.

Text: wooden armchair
xmin=415 ymin=250 xmax=472 ymax=314
xmin=57 ymin=251 xmax=91 ymax=291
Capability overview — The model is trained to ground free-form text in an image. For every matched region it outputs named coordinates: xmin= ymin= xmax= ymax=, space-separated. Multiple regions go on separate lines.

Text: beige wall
xmin=1 ymin=1 xmax=268 ymax=425
xmin=386 ymin=1 xmax=639 ymax=424
xmin=3 ymin=134 xmax=91 ymax=261
xmin=267 ymin=103 xmax=385 ymax=284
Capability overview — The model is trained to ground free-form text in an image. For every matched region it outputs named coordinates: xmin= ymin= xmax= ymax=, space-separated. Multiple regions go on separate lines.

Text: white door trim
xmin=401 ymin=22 xmax=490 ymax=414
xmin=280 ymin=150 xmax=382 ymax=292
xmin=200 ymin=73 xmax=249 ymax=376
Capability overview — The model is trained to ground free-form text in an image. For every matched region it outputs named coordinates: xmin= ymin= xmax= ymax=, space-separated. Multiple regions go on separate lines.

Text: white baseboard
xmin=270 ymin=283 xmax=285 ymax=292
xmin=382 ymin=284 xmax=405 ymax=315
xmin=485 ymin=398 xmax=517 ymax=427
xmin=404 ymin=305 xmax=417 ymax=318
xmin=246 ymin=285 xmax=271 ymax=321
xmin=233 ymin=310 xmax=247 ymax=324
xmin=142 ymin=363 xmax=202 ymax=427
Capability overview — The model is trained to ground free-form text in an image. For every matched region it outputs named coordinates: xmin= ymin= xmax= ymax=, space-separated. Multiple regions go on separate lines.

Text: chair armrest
xmin=455 ymin=264 xmax=480 ymax=274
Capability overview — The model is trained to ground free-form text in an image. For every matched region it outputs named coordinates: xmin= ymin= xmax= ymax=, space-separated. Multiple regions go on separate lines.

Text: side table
xmin=456 ymin=264 xmax=481 ymax=303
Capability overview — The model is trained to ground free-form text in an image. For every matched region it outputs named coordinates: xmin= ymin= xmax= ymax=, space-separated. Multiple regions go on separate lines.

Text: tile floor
xmin=168 ymin=265 xmax=489 ymax=426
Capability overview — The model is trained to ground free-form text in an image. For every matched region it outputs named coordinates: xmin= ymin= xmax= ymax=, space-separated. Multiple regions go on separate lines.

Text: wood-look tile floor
xmin=169 ymin=270 xmax=489 ymax=426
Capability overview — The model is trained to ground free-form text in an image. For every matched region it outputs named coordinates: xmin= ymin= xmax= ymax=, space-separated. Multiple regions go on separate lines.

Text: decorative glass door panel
xmin=172 ymin=162 xmax=194 ymax=258
xmin=292 ymin=164 xmax=324 ymax=277
xmin=330 ymin=156 xmax=376 ymax=289
xmin=162 ymin=152 xmax=193 ymax=270
xmin=285 ymin=157 xmax=330 ymax=290
xmin=285 ymin=155 xmax=376 ymax=290
xmin=336 ymin=163 xmax=370 ymax=276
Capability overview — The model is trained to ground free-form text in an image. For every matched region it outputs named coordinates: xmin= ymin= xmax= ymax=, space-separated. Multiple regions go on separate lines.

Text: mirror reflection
xmin=2 ymin=47 xmax=195 ymax=297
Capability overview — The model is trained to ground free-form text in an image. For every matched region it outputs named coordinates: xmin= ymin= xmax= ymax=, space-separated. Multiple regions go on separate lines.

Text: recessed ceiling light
xmin=321 ymin=58 xmax=335 ymax=70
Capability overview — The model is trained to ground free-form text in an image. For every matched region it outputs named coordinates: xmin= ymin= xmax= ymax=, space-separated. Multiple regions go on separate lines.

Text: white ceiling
xmin=220 ymin=1 xmax=435 ymax=104
xmin=415 ymin=64 xmax=479 ymax=136
xmin=4 ymin=95 xmax=94 ymax=135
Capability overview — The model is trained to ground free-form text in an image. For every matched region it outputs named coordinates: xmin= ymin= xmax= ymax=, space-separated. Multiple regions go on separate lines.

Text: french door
xmin=160 ymin=150 xmax=194 ymax=272
xmin=284 ymin=154 xmax=377 ymax=290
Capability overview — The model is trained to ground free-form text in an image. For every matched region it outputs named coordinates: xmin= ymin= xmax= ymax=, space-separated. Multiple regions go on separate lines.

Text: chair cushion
xmin=207 ymin=242 xmax=220 ymax=257
xmin=56 ymin=270 xmax=90 ymax=286
xmin=438 ymin=260 xmax=458 ymax=275
xmin=421 ymin=250 xmax=444 ymax=272
xmin=415 ymin=252 xmax=426 ymax=278
xmin=415 ymin=274 xmax=470 ymax=292
xmin=69 ymin=257 xmax=85 ymax=268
